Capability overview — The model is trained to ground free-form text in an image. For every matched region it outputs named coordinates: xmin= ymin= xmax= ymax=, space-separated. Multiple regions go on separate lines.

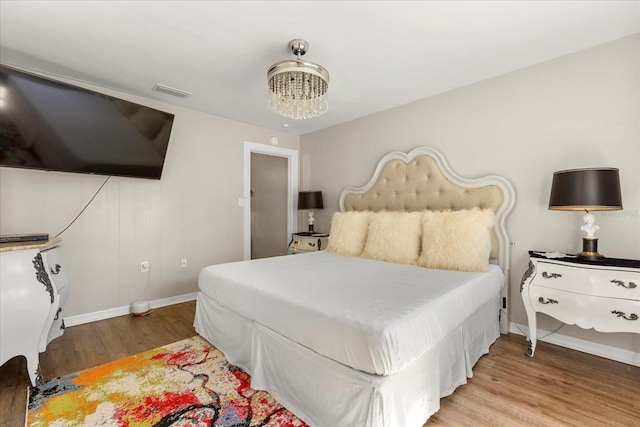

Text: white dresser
xmin=521 ymin=251 xmax=639 ymax=357
xmin=0 ymin=238 xmax=70 ymax=385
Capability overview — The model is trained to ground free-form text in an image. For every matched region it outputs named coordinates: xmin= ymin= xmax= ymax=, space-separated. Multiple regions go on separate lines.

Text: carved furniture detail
xmin=521 ymin=251 xmax=639 ymax=357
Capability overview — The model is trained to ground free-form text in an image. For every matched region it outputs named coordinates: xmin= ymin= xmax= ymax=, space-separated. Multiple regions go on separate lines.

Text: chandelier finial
xmin=289 ymin=39 xmax=308 ymax=58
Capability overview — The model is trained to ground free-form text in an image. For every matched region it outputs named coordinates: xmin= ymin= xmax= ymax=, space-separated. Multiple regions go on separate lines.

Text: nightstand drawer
xmin=529 ymin=286 xmax=640 ymax=333
xmin=289 ymin=234 xmax=329 ymax=254
xmin=535 ymin=261 xmax=639 ymax=300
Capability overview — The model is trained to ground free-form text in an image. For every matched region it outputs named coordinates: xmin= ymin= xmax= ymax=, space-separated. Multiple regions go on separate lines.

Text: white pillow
xmin=361 ymin=211 xmax=422 ymax=264
xmin=415 ymin=208 xmax=495 ymax=272
xmin=326 ymin=211 xmax=371 ymax=256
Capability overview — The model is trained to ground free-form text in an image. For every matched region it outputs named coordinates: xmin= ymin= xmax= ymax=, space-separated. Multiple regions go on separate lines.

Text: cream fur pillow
xmin=361 ymin=211 xmax=422 ymax=264
xmin=326 ymin=211 xmax=371 ymax=256
xmin=415 ymin=208 xmax=495 ymax=272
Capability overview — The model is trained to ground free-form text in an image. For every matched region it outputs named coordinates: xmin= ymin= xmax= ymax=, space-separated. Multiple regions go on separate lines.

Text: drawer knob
xmin=611 ymin=310 xmax=638 ymax=321
xmin=50 ymin=264 xmax=62 ymax=275
xmin=611 ymin=280 xmax=637 ymax=289
xmin=538 ymin=297 xmax=558 ymax=305
xmin=542 ymin=272 xmax=562 ymax=279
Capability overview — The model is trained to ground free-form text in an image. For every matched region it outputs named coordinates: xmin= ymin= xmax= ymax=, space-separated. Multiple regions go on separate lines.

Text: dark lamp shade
xmin=298 ymin=191 xmax=324 ymax=210
xmin=548 ymin=168 xmax=622 ymax=211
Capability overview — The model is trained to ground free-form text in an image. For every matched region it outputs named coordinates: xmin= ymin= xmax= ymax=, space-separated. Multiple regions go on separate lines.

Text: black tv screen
xmin=0 ymin=65 xmax=174 ymax=179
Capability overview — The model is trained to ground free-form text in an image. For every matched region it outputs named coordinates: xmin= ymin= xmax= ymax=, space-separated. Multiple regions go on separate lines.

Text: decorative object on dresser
xmin=297 ymin=190 xmax=324 ymax=233
xmin=0 ymin=237 xmax=70 ymax=386
xmin=548 ymin=168 xmax=623 ymax=260
xmin=521 ymin=250 xmax=639 ymax=358
xmin=288 ymin=232 xmax=329 ymax=254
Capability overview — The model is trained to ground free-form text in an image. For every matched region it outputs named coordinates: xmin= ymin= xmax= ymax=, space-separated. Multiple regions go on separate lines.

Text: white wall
xmin=0 ymin=76 xmax=299 ymax=318
xmin=301 ymin=34 xmax=640 ymax=353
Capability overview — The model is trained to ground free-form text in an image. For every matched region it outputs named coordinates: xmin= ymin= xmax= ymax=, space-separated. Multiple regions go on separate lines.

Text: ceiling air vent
xmin=152 ymin=84 xmax=192 ymax=98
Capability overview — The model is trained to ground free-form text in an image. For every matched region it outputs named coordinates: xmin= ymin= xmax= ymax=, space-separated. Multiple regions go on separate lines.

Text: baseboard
xmin=509 ymin=322 xmax=639 ymax=367
xmin=64 ymin=293 xmax=198 ymax=327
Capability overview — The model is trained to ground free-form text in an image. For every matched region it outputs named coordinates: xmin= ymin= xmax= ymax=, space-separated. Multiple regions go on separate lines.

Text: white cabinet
xmin=521 ymin=251 xmax=639 ymax=357
xmin=0 ymin=238 xmax=69 ymax=385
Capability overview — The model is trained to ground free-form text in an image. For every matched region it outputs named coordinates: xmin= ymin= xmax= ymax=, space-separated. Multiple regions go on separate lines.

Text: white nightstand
xmin=288 ymin=232 xmax=329 ymax=254
xmin=520 ymin=251 xmax=640 ymax=357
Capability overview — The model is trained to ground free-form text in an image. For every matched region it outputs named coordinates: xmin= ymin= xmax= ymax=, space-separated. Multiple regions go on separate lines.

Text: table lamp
xmin=548 ymin=168 xmax=622 ymax=260
xmin=298 ymin=191 xmax=323 ymax=233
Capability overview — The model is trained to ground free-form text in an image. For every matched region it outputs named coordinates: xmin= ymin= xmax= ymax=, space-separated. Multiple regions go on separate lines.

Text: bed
xmin=194 ymin=147 xmax=515 ymax=426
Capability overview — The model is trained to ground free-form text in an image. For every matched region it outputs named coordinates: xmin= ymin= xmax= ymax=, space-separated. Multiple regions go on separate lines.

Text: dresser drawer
xmin=529 ymin=286 xmax=640 ymax=334
xmin=41 ymin=246 xmax=69 ymax=292
xmin=535 ymin=261 xmax=639 ymax=300
xmin=46 ymin=281 xmax=69 ymax=347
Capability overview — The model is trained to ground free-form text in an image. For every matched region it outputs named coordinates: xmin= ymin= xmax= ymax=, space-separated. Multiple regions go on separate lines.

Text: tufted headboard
xmin=338 ymin=147 xmax=516 ymax=331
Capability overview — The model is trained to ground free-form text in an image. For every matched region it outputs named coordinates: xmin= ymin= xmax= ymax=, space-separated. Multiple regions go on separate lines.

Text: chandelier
xmin=267 ymin=39 xmax=330 ymax=120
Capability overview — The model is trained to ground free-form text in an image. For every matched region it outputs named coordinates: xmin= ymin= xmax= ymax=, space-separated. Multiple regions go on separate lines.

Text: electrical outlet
xmin=181 ymin=258 xmax=188 ymax=268
xmin=140 ymin=261 xmax=150 ymax=272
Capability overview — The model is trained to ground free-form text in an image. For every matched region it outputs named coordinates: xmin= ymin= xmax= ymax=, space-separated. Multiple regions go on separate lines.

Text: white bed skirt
xmin=194 ymin=292 xmax=500 ymax=427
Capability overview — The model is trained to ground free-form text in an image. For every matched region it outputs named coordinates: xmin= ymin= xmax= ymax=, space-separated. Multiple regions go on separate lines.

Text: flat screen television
xmin=0 ymin=65 xmax=174 ymax=179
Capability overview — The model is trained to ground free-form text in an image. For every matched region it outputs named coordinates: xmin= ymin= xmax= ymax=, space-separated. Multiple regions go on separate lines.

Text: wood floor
xmin=1 ymin=301 xmax=638 ymax=427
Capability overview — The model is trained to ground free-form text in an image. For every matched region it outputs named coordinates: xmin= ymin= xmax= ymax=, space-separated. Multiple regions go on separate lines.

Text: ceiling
xmin=1 ymin=1 xmax=638 ymax=136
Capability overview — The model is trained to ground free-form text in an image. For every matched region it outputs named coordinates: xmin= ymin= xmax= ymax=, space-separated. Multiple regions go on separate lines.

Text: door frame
xmin=243 ymin=141 xmax=298 ymax=260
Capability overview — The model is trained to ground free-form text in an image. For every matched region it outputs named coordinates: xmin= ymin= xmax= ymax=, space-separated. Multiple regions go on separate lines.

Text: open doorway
xmin=243 ymin=142 xmax=298 ymax=260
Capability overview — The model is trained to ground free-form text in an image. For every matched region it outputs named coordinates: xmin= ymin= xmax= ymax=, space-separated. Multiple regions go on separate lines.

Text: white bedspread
xmin=198 ymin=251 xmax=503 ymax=376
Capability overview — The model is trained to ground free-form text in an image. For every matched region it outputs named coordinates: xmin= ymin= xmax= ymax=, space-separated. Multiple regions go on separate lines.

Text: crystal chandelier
xmin=267 ymin=39 xmax=330 ymax=120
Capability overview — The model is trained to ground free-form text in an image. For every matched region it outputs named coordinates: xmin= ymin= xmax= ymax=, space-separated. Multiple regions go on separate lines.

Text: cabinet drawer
xmin=291 ymin=236 xmax=328 ymax=252
xmin=535 ymin=261 xmax=640 ymax=300
xmin=529 ymin=286 xmax=640 ymax=333
xmin=41 ymin=246 xmax=69 ymax=292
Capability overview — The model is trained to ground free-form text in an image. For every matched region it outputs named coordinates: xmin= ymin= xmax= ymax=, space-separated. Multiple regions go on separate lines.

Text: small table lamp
xmin=298 ymin=191 xmax=323 ymax=233
xmin=548 ymin=168 xmax=622 ymax=260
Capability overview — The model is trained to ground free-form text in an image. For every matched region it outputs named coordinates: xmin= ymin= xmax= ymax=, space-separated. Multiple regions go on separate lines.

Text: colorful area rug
xmin=27 ymin=336 xmax=308 ymax=426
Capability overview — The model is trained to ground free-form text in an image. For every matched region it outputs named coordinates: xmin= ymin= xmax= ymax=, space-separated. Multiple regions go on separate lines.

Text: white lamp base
xmin=578 ymin=237 xmax=604 ymax=260
xmin=307 ymin=210 xmax=315 ymax=233
xmin=578 ymin=212 xmax=604 ymax=260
